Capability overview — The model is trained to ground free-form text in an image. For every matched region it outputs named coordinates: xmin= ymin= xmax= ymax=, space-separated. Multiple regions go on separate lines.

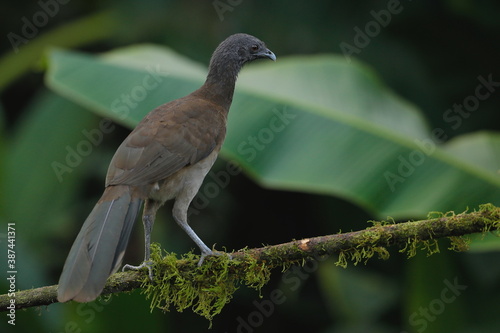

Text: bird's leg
xmin=173 ymin=215 xmax=217 ymax=266
xmin=172 ymin=198 xmax=226 ymax=266
xmin=122 ymin=200 xmax=158 ymax=280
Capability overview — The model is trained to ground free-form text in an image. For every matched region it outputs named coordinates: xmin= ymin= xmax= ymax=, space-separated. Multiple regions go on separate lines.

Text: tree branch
xmin=2 ymin=204 xmax=499 ymax=313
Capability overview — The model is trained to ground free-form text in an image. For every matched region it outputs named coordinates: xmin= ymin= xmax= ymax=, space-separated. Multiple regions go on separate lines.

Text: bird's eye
xmin=251 ymin=44 xmax=259 ymax=52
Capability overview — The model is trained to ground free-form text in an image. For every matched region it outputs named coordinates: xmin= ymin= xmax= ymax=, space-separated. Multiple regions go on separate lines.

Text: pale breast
xmin=147 ymin=149 xmax=219 ymax=204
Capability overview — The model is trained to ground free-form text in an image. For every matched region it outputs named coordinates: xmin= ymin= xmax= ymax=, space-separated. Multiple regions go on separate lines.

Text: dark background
xmin=1 ymin=1 xmax=500 ymax=332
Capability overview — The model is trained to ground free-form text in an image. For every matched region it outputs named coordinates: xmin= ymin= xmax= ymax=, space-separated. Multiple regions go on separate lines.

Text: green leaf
xmin=45 ymin=46 xmax=204 ymax=129
xmin=1 ymin=91 xmax=97 ymax=237
xmin=44 ymin=46 xmax=500 ymax=219
xmin=237 ymin=54 xmax=430 ymax=139
xmin=443 ymin=131 xmax=500 ymax=177
xmin=468 ymin=233 xmax=500 ymax=252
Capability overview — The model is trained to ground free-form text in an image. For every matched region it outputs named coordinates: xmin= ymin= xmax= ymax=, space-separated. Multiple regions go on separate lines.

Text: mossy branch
xmin=2 ymin=204 xmax=499 ymax=318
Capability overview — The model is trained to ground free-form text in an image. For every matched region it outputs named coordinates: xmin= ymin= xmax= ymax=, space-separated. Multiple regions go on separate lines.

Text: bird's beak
xmin=258 ymin=49 xmax=276 ymax=61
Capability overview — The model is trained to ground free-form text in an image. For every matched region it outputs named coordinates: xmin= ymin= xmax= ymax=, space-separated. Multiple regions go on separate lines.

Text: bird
xmin=57 ymin=33 xmax=276 ymax=303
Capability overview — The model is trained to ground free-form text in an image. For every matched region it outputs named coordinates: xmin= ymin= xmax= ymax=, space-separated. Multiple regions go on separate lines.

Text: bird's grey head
xmin=234 ymin=33 xmax=276 ymax=63
xmin=205 ymin=33 xmax=275 ymax=94
xmin=211 ymin=33 xmax=276 ymax=69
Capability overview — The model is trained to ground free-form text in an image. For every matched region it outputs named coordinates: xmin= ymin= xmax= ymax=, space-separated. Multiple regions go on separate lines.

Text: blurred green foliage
xmin=1 ymin=1 xmax=500 ymax=332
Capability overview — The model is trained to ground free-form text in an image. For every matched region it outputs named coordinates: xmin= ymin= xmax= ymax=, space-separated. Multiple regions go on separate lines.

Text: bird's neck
xmin=198 ymin=58 xmax=242 ymax=111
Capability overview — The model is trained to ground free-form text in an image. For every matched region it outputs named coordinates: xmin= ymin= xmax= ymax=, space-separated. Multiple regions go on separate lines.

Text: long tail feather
xmin=57 ymin=185 xmax=142 ymax=303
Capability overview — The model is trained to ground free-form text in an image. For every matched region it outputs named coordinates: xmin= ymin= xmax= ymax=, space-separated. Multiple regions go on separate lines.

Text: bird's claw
xmin=122 ymin=261 xmax=154 ymax=281
xmin=197 ymin=250 xmax=232 ymax=266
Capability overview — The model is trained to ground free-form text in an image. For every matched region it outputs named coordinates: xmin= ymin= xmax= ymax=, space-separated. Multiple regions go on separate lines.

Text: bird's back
xmin=105 ymin=93 xmax=228 ymax=189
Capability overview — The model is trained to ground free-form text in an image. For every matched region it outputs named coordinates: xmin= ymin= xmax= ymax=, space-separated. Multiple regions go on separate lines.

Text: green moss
xmin=335 ymin=251 xmax=348 ymax=268
xmin=448 ymin=236 xmax=470 ymax=252
xmin=421 ymin=239 xmax=440 ymax=256
xmin=138 ymin=204 xmax=500 ymax=323
xmin=478 ymin=203 xmax=500 ymax=232
xmin=334 ymin=245 xmax=390 ymax=268
xmin=332 ymin=204 xmax=499 ymax=269
xmin=142 ymin=244 xmax=272 ymax=324
xmin=368 ymin=216 xmax=395 ymax=227
xmin=399 ymin=236 xmax=417 ymax=258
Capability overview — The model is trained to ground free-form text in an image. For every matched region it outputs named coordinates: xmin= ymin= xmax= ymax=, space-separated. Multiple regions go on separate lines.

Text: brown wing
xmin=105 ymin=96 xmax=227 ymax=187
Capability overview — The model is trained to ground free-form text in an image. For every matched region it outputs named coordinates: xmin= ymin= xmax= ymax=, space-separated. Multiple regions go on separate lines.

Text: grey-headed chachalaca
xmin=57 ymin=33 xmax=275 ymax=303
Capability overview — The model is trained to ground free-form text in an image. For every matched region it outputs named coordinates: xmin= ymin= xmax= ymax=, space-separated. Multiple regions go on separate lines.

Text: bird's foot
xmin=122 ymin=261 xmax=154 ymax=281
xmin=197 ymin=249 xmax=232 ymax=266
